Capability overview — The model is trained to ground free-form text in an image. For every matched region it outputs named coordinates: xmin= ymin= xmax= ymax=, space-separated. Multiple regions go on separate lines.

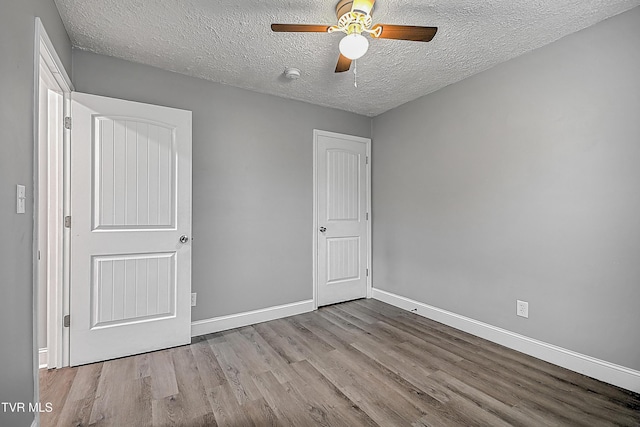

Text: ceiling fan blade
xmin=335 ymin=54 xmax=352 ymax=73
xmin=271 ymin=24 xmax=331 ymax=33
xmin=372 ymin=24 xmax=438 ymax=42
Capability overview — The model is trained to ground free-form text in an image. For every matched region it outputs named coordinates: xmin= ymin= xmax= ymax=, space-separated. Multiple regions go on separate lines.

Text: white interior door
xmin=315 ymin=130 xmax=370 ymax=307
xmin=70 ymin=92 xmax=192 ymax=366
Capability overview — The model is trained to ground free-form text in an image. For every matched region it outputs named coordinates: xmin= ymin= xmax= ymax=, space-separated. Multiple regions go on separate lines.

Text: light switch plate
xmin=16 ymin=185 xmax=26 ymax=214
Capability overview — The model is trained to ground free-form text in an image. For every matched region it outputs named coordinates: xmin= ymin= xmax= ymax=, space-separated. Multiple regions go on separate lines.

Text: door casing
xmin=34 ymin=18 xmax=74 ymax=372
xmin=312 ymin=129 xmax=372 ymax=309
xmin=33 ymin=17 xmax=74 ymax=427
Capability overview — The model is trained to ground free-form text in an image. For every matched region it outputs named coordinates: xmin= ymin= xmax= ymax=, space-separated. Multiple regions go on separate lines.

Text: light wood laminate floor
xmin=40 ymin=299 xmax=640 ymax=426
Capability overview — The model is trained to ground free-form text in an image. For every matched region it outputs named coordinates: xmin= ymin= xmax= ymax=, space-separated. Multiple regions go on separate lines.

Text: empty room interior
xmin=2 ymin=0 xmax=640 ymax=426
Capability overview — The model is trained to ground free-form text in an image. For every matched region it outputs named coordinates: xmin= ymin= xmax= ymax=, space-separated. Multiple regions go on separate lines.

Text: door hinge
xmin=64 ymin=116 xmax=72 ymax=130
xmin=366 ymin=212 xmax=369 ymax=220
xmin=366 ymin=156 xmax=369 ymax=165
xmin=64 ymin=215 xmax=71 ymax=228
xmin=63 ymin=315 xmax=70 ymax=328
xmin=366 ymin=268 xmax=369 ymax=276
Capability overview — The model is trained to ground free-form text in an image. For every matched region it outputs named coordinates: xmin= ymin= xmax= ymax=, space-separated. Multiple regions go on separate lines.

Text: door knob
xmin=179 ymin=235 xmax=189 ymax=243
xmin=319 ymin=227 xmax=327 ymax=233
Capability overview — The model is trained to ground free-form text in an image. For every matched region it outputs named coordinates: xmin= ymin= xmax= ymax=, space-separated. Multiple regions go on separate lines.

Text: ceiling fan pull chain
xmin=354 ymin=59 xmax=358 ymax=88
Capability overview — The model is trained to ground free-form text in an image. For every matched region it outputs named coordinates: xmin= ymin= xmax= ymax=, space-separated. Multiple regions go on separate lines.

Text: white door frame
xmin=312 ymin=129 xmax=372 ymax=310
xmin=34 ymin=16 xmax=74 ymax=374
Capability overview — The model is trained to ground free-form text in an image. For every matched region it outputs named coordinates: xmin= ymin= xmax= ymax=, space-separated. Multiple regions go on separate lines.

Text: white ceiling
xmin=54 ymin=0 xmax=639 ymax=117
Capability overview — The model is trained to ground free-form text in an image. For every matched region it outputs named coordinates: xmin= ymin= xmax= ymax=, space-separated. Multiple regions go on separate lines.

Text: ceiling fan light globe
xmin=339 ymin=33 xmax=369 ymax=60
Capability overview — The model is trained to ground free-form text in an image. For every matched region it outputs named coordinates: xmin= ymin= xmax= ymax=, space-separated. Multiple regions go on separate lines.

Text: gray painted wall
xmin=0 ymin=1 xmax=71 ymax=425
xmin=72 ymin=50 xmax=371 ymax=321
xmin=372 ymin=7 xmax=640 ymax=370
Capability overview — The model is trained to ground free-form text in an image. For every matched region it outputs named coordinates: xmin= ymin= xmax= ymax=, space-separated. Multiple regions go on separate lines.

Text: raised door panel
xmin=94 ymin=117 xmax=175 ymax=230
xmin=326 ymin=149 xmax=360 ymax=222
xmin=92 ymin=253 xmax=175 ymax=328
xmin=327 ymin=237 xmax=361 ymax=283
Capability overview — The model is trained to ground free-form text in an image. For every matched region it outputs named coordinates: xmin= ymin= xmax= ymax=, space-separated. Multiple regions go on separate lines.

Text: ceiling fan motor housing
xmin=336 ymin=0 xmax=354 ymax=19
xmin=336 ymin=0 xmax=375 ymax=20
xmin=332 ymin=0 xmax=376 ymax=38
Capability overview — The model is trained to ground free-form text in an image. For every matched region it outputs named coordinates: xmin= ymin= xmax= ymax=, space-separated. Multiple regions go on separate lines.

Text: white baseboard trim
xmin=38 ymin=348 xmax=48 ymax=369
xmin=372 ymin=288 xmax=640 ymax=393
xmin=191 ymin=299 xmax=314 ymax=337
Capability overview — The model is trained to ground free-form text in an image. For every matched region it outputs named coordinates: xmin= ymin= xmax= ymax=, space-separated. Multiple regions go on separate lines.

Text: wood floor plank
xmin=324 ymin=305 xmax=376 ymax=333
xmin=298 ymin=312 xmax=360 ymax=349
xmin=430 ymin=370 xmax=552 ymax=427
xmin=152 ymin=346 xmax=214 ymax=426
xmin=237 ymin=325 xmax=295 ymax=384
xmin=148 ymin=348 xmax=179 ymax=400
xmin=54 ymin=396 xmax=94 ymax=427
xmin=264 ymin=318 xmax=332 ymax=361
xmin=242 ymin=397 xmax=280 ymax=426
xmin=350 ymin=339 xmax=444 ymax=402
xmin=332 ymin=301 xmax=379 ymax=324
xmin=336 ymin=346 xmax=483 ymax=427
xmin=207 ymin=382 xmax=253 ymax=427
xmin=190 ymin=337 xmax=227 ymax=391
xmin=135 ymin=353 xmax=151 ymax=379
xmin=39 ymin=367 xmax=78 ymax=427
xmin=283 ymin=375 xmax=361 ymax=427
xmin=221 ymin=331 xmax=272 ymax=376
xmin=88 ymin=356 xmax=139 ymax=425
xmin=306 ymin=348 xmax=425 ymax=426
xmin=252 ymin=371 xmax=320 ymax=426
xmin=289 ymin=359 xmax=378 ymax=427
xmin=90 ymin=376 xmax=152 ymax=426
xmin=40 ymin=299 xmax=640 ymax=427
xmin=275 ymin=317 xmax=336 ymax=356
xmin=252 ymin=322 xmax=306 ymax=364
xmin=65 ymin=362 xmax=103 ymax=402
xmin=210 ymin=340 xmax=262 ymax=404
xmin=317 ymin=307 xmax=368 ymax=336
xmin=50 ymin=363 xmax=103 ymax=427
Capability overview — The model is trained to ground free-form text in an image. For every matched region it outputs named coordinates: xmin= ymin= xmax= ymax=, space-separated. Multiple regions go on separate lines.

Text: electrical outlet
xmin=516 ymin=300 xmax=529 ymax=318
xmin=191 ymin=293 xmax=197 ymax=307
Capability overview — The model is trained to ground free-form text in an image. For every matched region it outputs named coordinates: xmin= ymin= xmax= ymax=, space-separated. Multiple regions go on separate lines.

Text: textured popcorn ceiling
xmin=54 ymin=0 xmax=640 ymax=116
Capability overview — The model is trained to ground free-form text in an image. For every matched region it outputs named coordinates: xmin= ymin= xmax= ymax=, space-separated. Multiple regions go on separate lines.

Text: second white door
xmin=315 ymin=130 xmax=370 ymax=307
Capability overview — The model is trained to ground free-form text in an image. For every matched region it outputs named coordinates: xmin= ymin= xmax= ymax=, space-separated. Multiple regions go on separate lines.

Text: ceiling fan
xmin=271 ymin=0 xmax=438 ymax=73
